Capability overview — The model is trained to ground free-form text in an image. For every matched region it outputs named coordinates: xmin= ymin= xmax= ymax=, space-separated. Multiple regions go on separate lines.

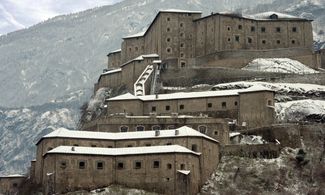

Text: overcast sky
xmin=0 ymin=0 xmax=123 ymax=35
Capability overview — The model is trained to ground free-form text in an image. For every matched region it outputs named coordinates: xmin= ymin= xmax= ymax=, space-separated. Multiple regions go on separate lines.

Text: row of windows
xmin=119 ymin=125 xmax=213 ymax=133
xmin=226 ymin=36 xmax=299 ymax=45
xmin=61 ymin=160 xmax=186 ymax=171
xmin=128 ymin=45 xmax=144 ymax=53
xmin=227 ymin=25 xmax=298 ymax=33
xmin=151 ymin=101 xmax=236 ymax=112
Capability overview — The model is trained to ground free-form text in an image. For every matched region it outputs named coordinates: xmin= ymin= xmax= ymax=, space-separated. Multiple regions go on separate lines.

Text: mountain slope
xmin=0 ymin=0 xmax=275 ymax=108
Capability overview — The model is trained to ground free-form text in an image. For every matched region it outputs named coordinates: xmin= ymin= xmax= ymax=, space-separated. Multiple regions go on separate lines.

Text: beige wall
xmin=42 ymin=152 xmax=200 ymax=195
xmin=239 ymin=91 xmax=275 ymax=128
xmin=107 ymin=51 xmax=121 ymax=69
xmin=0 ymin=177 xmax=25 ymax=194
xmin=97 ymin=71 xmax=122 ymax=90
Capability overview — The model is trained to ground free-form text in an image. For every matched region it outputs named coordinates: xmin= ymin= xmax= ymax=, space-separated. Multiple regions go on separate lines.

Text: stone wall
xmin=107 ymin=51 xmax=121 ymax=69
xmin=222 ymin=143 xmax=280 ymax=159
xmin=0 ymin=176 xmax=26 ymax=194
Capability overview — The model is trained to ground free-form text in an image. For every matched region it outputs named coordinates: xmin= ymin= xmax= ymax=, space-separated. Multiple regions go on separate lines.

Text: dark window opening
xmin=207 ymin=103 xmax=212 ymax=108
xmin=180 ymin=23 xmax=184 ymax=27
xmin=227 ymin=27 xmax=231 ymax=31
xmin=152 ymin=125 xmax=161 ymax=130
xmin=214 ymin=131 xmax=218 ymax=135
xmin=268 ymin=100 xmax=272 ymax=105
xmin=135 ymin=47 xmax=138 ymax=51
xmin=117 ymin=162 xmax=124 ymax=169
xmin=238 ymin=25 xmax=242 ymax=30
xmin=262 ymin=40 xmax=266 ymax=44
xmin=248 ymin=37 xmax=252 ymax=43
xmin=166 ymin=105 xmax=170 ymax=111
xmin=191 ymin=144 xmax=198 ymax=152
xmin=167 ymin=28 xmax=170 ymax=32
xmin=167 ymin=17 xmax=170 ymax=21
xmin=179 ymin=105 xmax=184 ymax=110
xmin=222 ymin=102 xmax=227 ymax=108
xmin=234 ymin=101 xmax=238 ymax=106
xmin=291 ymin=40 xmax=296 ymax=44
xmin=276 ymin=27 xmax=281 ymax=32
xmin=227 ymin=38 xmax=231 ymax=42
xmin=136 ymin=126 xmax=145 ymax=131
xmin=60 ymin=161 xmax=67 ymax=169
xmin=277 ymin=40 xmax=281 ymax=44
xmin=198 ymin=125 xmax=207 ymax=134
xmin=180 ymin=32 xmax=184 ymax=37
xmin=180 ymin=53 xmax=184 ymax=58
xmin=79 ymin=161 xmax=86 ymax=169
xmin=73 ymin=144 xmax=79 ymax=146
xmin=261 ymin=27 xmax=266 ymax=32
xmin=91 ymin=144 xmax=96 ymax=147
xmin=180 ymin=43 xmax=184 ymax=47
xmin=134 ymin=161 xmax=142 ymax=169
xmin=13 ymin=183 xmax=18 ymax=188
xmin=153 ymin=161 xmax=160 ymax=168
xmin=235 ymin=36 xmax=240 ymax=42
xmin=181 ymin=62 xmax=186 ymax=68
xmin=97 ymin=162 xmax=104 ymax=170
xmin=167 ymin=125 xmax=175 ymax=129
xmin=166 ymin=38 xmax=171 ymax=42
xmin=180 ymin=164 xmax=185 ymax=169
xmin=292 ymin=27 xmax=297 ymax=32
xmin=145 ymin=143 xmax=152 ymax=146
xmin=166 ymin=48 xmax=171 ymax=53
xmin=127 ymin=145 xmax=133 ymax=147
xmin=188 ymin=13 xmax=192 ymax=16
xmin=251 ymin=26 xmax=255 ymax=32
xmin=167 ymin=163 xmax=172 ymax=169
xmin=120 ymin=126 xmax=129 ymax=132
xmin=151 ymin=106 xmax=156 ymax=112
xmin=166 ymin=143 xmax=172 ymax=145
xmin=107 ymin=146 xmax=113 ymax=148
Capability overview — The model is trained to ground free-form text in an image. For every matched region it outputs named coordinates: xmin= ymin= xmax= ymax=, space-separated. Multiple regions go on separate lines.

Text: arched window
xmin=136 ymin=125 xmax=145 ymax=131
xmin=120 ymin=126 xmax=129 ymax=132
xmin=152 ymin=125 xmax=161 ymax=130
xmin=198 ymin=125 xmax=207 ymax=134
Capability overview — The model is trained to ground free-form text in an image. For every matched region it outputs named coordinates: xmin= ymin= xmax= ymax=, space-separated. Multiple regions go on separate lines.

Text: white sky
xmin=0 ymin=0 xmax=123 ymax=34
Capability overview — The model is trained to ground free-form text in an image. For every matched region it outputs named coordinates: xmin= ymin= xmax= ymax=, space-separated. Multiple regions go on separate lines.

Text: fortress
xmin=0 ymin=9 xmax=321 ymax=195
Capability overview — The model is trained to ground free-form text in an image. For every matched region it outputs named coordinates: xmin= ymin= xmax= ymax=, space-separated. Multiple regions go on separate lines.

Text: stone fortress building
xmin=1 ymin=9 xmax=318 ymax=195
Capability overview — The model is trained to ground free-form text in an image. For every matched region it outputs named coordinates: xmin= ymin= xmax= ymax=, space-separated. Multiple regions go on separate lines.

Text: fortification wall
xmin=221 ymin=143 xmax=280 ymax=158
xmin=320 ymin=49 xmax=325 ymax=69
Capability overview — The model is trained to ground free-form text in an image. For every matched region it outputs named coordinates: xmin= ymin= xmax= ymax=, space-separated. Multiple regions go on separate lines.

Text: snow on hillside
xmin=242 ymin=58 xmax=319 ymax=74
xmin=213 ymin=81 xmax=325 ymax=97
xmin=276 ymin=99 xmax=325 ymax=122
xmin=64 ymin=185 xmax=159 ymax=195
xmin=0 ymin=104 xmax=79 ymax=176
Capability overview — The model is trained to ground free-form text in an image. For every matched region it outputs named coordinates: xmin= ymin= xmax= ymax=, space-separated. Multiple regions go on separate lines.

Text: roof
xmin=45 ymin=145 xmax=200 ymax=157
xmin=194 ymin=11 xmax=311 ymax=22
xmin=107 ymin=49 xmax=121 ymax=56
xmin=0 ymin=174 xmax=26 ymax=178
xmin=120 ymin=54 xmax=159 ymax=67
xmin=109 ymin=86 xmax=274 ymax=101
xmin=37 ymin=126 xmax=219 ymax=145
xmin=123 ymin=9 xmax=201 ymax=39
xmin=98 ymin=68 xmax=122 ymax=82
xmin=177 ymin=170 xmax=191 ymax=175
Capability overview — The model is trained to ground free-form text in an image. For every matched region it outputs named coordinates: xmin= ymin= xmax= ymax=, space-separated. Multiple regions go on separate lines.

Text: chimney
xmin=71 ymin=146 xmax=75 ymax=151
xmin=155 ymin=130 xmax=160 ymax=136
xmin=175 ymin=129 xmax=179 ymax=135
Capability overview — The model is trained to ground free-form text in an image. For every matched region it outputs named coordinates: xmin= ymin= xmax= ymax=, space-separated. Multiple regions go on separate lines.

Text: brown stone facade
xmin=0 ymin=175 xmax=26 ymax=195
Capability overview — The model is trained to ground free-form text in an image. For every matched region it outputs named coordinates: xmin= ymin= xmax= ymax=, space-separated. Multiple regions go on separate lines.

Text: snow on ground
xmin=213 ymin=81 xmax=325 ymax=97
xmin=64 ymin=185 xmax=159 ymax=195
xmin=242 ymin=58 xmax=318 ymax=74
xmin=276 ymin=99 xmax=325 ymax=122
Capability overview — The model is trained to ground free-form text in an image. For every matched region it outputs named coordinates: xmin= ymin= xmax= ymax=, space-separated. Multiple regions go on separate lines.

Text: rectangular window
xmin=97 ymin=162 xmax=104 ymax=170
xmin=235 ymin=35 xmax=240 ymax=42
xmin=167 ymin=163 xmax=172 ymax=169
xmin=247 ymin=37 xmax=252 ymax=43
xmin=261 ymin=27 xmax=266 ymax=32
xmin=251 ymin=26 xmax=255 ymax=32
xmin=292 ymin=27 xmax=297 ymax=32
xmin=207 ymin=103 xmax=212 ymax=108
xmin=166 ymin=105 xmax=170 ymax=111
xmin=151 ymin=106 xmax=156 ymax=112
xmin=153 ymin=161 xmax=160 ymax=168
xmin=276 ymin=27 xmax=281 ymax=32
xmin=117 ymin=162 xmax=124 ymax=170
xmin=134 ymin=161 xmax=142 ymax=169
xmin=222 ymin=102 xmax=227 ymax=109
xmin=179 ymin=104 xmax=184 ymax=110
xmin=180 ymin=164 xmax=185 ymax=169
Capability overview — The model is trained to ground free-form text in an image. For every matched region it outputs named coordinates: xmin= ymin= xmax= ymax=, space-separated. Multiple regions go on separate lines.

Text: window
xmin=135 ymin=47 xmax=138 ymax=51
xmin=188 ymin=13 xmax=192 ymax=16
xmin=73 ymin=144 xmax=79 ymax=146
xmin=13 ymin=183 xmax=18 ymax=187
xmin=129 ymin=47 xmax=132 ymax=52
xmin=227 ymin=38 xmax=231 ymax=42
xmin=181 ymin=62 xmax=186 ymax=68
xmin=117 ymin=162 xmax=124 ymax=169
xmin=222 ymin=102 xmax=227 ymax=108
xmin=79 ymin=161 xmax=86 ymax=169
xmin=120 ymin=126 xmax=129 ymax=132
xmin=234 ymin=101 xmax=238 ymax=106
xmin=167 ymin=17 xmax=170 ymax=21
xmin=180 ymin=32 xmax=184 ymax=37
xmin=292 ymin=27 xmax=297 ymax=32
xmin=127 ymin=144 xmax=133 ymax=147
xmin=198 ymin=125 xmax=207 ymax=134
xmin=191 ymin=144 xmax=198 ymax=152
xmin=91 ymin=144 xmax=96 ymax=147
xmin=153 ymin=161 xmax=160 ymax=168
xmin=251 ymin=26 xmax=255 ymax=32
xmin=235 ymin=36 xmax=240 ymax=42
xmin=180 ymin=53 xmax=184 ymax=58
xmin=60 ymin=161 xmax=67 ymax=169
xmin=277 ymin=40 xmax=281 ymax=44
xmin=145 ymin=143 xmax=152 ymax=146
xmin=166 ymin=142 xmax=172 ymax=145
xmin=261 ymin=27 xmax=266 ymax=32
xmin=97 ymin=161 xmax=104 ymax=170
xmin=276 ymin=27 xmax=281 ymax=32
xmin=134 ymin=161 xmax=142 ymax=169
xmin=136 ymin=125 xmax=145 ymax=131
xmin=167 ymin=28 xmax=170 ymax=32
xmin=268 ymin=100 xmax=272 ymax=106
xmin=151 ymin=106 xmax=156 ymax=112
xmin=166 ymin=105 xmax=170 ymax=111
xmin=262 ymin=40 xmax=266 ymax=44
xmin=166 ymin=37 xmax=171 ymax=42
xmin=179 ymin=104 xmax=184 ymax=110
xmin=107 ymin=146 xmax=113 ymax=148
xmin=152 ymin=125 xmax=161 ymax=130
xmin=247 ymin=37 xmax=252 ymax=44
xmin=180 ymin=23 xmax=184 ymax=27
xmin=214 ymin=131 xmax=218 ymax=135
xmin=180 ymin=164 xmax=185 ymax=169
xmin=238 ymin=25 xmax=242 ymax=30
xmin=47 ymin=147 xmax=53 ymax=151
xmin=167 ymin=163 xmax=172 ymax=169
xmin=167 ymin=125 xmax=175 ymax=129
xmin=166 ymin=47 xmax=171 ymax=53
xmin=207 ymin=103 xmax=212 ymax=108
xmin=180 ymin=43 xmax=184 ymax=48
xmin=227 ymin=26 xmax=231 ymax=31
xmin=291 ymin=40 xmax=296 ymax=44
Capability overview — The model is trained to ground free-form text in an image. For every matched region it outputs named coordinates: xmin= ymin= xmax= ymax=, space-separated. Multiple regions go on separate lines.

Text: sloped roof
xmin=120 ymin=54 xmax=159 ymax=67
xmin=37 ymin=126 xmax=219 ymax=145
xmin=107 ymin=49 xmax=121 ymax=56
xmin=45 ymin=145 xmax=200 ymax=156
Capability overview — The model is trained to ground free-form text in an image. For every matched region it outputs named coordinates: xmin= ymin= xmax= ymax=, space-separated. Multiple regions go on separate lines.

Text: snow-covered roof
xmin=229 ymin=132 xmax=241 ymax=138
xmin=160 ymin=9 xmax=202 ymax=14
xmin=0 ymin=174 xmax=26 ymax=178
xmin=107 ymin=49 xmax=121 ymax=56
xmin=38 ymin=126 xmax=219 ymax=144
xmin=101 ymin=68 xmax=122 ymax=76
xmin=177 ymin=170 xmax=191 ymax=175
xmin=45 ymin=145 xmax=200 ymax=156
xmin=123 ymin=31 xmax=146 ymax=39
xmin=120 ymin=54 xmax=159 ymax=67
xmin=248 ymin=12 xmax=306 ymax=20
xmin=109 ymin=86 xmax=273 ymax=101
